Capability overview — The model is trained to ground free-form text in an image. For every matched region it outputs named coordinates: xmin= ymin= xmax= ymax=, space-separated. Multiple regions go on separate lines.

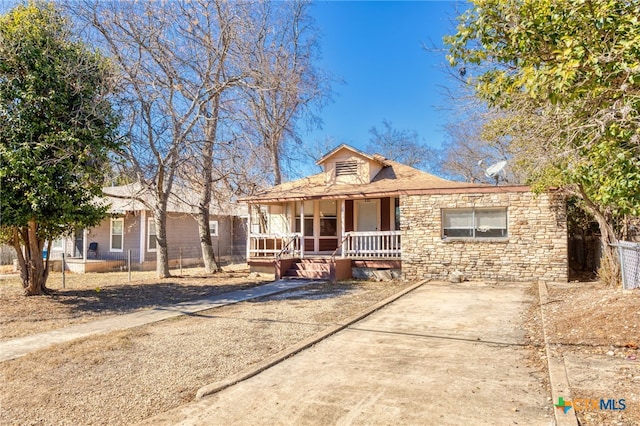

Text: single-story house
xmin=242 ymin=144 xmax=568 ymax=282
xmin=51 ymin=183 xmax=247 ymax=273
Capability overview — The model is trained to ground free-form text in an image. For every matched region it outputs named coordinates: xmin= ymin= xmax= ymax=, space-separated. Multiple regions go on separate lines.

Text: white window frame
xmin=209 ymin=220 xmax=218 ymax=238
xmin=147 ymin=218 xmax=157 ymax=252
xmin=110 ymin=217 xmax=124 ymax=252
xmin=442 ymin=208 xmax=508 ymax=240
xmin=51 ymin=238 xmax=64 ymax=251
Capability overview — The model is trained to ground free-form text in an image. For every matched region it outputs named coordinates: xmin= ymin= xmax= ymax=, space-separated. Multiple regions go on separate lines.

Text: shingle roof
xmin=102 ymin=183 xmax=247 ymax=216
xmin=243 ymin=159 xmax=515 ymax=204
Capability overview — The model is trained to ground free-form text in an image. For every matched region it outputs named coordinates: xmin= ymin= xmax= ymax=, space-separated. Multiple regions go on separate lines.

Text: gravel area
xmin=0 ymin=270 xmax=411 ymax=426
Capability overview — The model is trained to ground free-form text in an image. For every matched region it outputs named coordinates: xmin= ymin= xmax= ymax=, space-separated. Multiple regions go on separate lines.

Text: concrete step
xmin=285 ymin=260 xmax=333 ymax=279
xmin=291 ymin=263 xmax=331 ymax=272
xmin=298 ymin=258 xmax=333 ymax=264
xmin=285 ymin=270 xmax=331 ymax=279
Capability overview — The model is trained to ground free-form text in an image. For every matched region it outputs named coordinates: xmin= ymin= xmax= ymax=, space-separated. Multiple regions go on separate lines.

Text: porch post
xmin=340 ymin=199 xmax=346 ymax=258
xmin=300 ymin=201 xmax=305 ymax=259
xmin=140 ymin=210 xmax=146 ymax=264
xmin=246 ymin=204 xmax=252 ymax=261
xmin=82 ymin=228 xmax=88 ymax=261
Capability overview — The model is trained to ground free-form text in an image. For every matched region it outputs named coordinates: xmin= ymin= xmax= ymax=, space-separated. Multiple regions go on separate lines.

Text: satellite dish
xmin=485 ymin=160 xmax=507 ymax=185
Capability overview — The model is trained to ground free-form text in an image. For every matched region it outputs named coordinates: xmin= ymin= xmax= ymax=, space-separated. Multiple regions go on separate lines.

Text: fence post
xmin=179 ymin=247 xmax=183 ymax=275
xmin=127 ymin=250 xmax=132 ymax=283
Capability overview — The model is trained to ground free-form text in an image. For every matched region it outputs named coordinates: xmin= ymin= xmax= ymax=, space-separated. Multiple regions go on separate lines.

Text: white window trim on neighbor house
xmin=442 ymin=208 xmax=508 ymax=240
xmin=51 ymin=238 xmax=64 ymax=251
xmin=209 ymin=220 xmax=219 ymax=238
xmin=110 ymin=217 xmax=124 ymax=252
xmin=148 ymin=218 xmax=157 ymax=252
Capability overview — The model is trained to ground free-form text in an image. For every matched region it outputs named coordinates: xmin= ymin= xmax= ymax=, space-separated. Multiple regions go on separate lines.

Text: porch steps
xmin=284 ymin=259 xmax=332 ymax=280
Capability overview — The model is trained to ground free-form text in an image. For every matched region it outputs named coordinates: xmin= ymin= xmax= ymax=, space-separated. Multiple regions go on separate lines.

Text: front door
xmin=356 ymin=199 xmax=379 ymax=231
xmin=74 ymin=229 xmax=84 ymax=258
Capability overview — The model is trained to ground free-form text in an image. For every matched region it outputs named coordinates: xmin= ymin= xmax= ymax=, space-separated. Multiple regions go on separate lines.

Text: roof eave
xmin=243 ymin=184 xmax=534 ymax=204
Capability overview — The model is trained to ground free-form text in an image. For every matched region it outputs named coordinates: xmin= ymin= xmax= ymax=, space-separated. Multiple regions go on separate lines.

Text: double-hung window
xmin=209 ymin=220 xmax=218 ymax=238
xmin=148 ymin=218 xmax=157 ymax=251
xmin=295 ymin=201 xmax=314 ymax=236
xmin=52 ymin=238 xmax=64 ymax=251
xmin=319 ymin=200 xmax=337 ymax=237
xmin=111 ymin=218 xmax=124 ymax=251
xmin=442 ymin=208 xmax=508 ymax=239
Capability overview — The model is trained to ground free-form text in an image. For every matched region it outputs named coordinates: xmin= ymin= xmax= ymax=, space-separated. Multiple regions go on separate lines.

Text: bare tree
xmin=73 ymin=1 xmax=326 ymax=275
xmin=366 ymin=119 xmax=441 ymax=173
xmin=74 ymin=0 xmax=220 ymax=277
xmin=239 ymin=0 xmax=329 ymax=185
xmin=170 ymin=1 xmax=249 ymax=273
xmin=439 ymin=83 xmax=526 ymax=184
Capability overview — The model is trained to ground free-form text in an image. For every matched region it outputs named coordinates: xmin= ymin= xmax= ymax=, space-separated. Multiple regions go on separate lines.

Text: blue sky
xmin=306 ymin=0 xmax=468 ymax=154
xmin=0 ymin=0 xmax=468 ymax=165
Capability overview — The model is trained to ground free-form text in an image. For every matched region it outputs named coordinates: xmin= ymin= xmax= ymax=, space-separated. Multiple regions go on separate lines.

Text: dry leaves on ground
xmin=0 ymin=268 xmax=411 ymax=425
xmin=0 ymin=266 xmax=271 ymax=340
xmin=541 ymin=282 xmax=640 ymax=426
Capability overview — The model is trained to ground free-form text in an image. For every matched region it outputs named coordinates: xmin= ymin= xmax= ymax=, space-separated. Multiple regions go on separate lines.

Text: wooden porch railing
xmin=249 ymin=231 xmax=401 ymax=259
xmin=249 ymin=233 xmax=302 ymax=258
xmin=342 ymin=231 xmax=401 ymax=258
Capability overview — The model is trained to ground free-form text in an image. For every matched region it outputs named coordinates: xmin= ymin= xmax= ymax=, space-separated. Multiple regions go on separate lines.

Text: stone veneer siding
xmin=400 ymin=190 xmax=568 ymax=282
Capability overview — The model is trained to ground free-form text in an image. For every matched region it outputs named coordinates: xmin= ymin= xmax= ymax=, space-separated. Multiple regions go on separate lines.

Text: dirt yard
xmin=1 ymin=268 xmax=638 ymax=425
xmin=0 ymin=265 xmax=272 ymax=341
xmin=534 ymin=281 xmax=640 ymax=425
xmin=0 ymin=267 xmax=412 ymax=425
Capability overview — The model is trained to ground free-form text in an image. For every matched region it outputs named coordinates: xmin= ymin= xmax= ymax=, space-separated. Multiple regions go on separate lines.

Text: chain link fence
xmin=615 ymin=241 xmax=640 ymax=290
xmin=1 ymin=244 xmax=245 ymax=276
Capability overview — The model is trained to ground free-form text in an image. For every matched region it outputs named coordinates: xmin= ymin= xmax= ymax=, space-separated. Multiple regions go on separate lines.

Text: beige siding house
xmin=63 ymin=184 xmax=247 ymax=273
xmin=242 ymin=144 xmax=568 ymax=282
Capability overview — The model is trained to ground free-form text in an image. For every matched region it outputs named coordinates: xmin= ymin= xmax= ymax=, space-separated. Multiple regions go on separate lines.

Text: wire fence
xmin=1 ymin=244 xmax=246 ymax=277
xmin=615 ymin=241 xmax=640 ymax=290
xmin=0 ymin=246 xmax=17 ymax=266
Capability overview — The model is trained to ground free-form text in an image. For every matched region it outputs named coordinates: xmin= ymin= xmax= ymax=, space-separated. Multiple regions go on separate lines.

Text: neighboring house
xmin=242 ymin=144 xmax=568 ymax=282
xmin=55 ymin=183 xmax=247 ymax=273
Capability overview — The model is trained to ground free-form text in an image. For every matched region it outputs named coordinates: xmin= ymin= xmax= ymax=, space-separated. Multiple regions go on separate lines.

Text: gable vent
xmin=335 ymin=160 xmax=358 ymax=176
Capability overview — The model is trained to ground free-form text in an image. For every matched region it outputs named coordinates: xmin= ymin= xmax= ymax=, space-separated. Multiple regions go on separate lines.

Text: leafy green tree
xmin=446 ymin=0 xmax=640 ymax=284
xmin=0 ymin=2 xmax=118 ymax=295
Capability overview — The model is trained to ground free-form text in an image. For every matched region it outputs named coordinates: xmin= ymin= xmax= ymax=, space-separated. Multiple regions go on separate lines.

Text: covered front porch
xmin=246 ymin=197 xmax=402 ymax=279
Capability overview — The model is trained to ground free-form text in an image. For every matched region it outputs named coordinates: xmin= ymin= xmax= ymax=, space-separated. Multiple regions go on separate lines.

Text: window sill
xmin=441 ymin=237 xmax=509 ymax=243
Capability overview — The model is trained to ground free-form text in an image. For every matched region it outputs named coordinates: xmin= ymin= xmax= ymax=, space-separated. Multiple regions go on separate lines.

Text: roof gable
xmin=242 ymin=146 xmax=508 ymax=203
xmin=317 ymin=144 xmax=386 ymax=185
xmin=315 ymin=144 xmax=380 ymax=166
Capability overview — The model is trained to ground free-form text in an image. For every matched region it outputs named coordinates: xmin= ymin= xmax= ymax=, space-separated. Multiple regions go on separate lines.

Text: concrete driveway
xmin=139 ymin=282 xmax=554 ymax=425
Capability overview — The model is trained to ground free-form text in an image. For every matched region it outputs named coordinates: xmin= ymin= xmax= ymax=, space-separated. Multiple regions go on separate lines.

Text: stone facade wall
xmin=400 ymin=191 xmax=568 ymax=282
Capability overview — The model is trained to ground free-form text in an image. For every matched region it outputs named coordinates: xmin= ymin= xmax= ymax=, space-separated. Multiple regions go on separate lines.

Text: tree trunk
xmin=579 ymin=187 xmax=621 ymax=286
xmin=593 ymin=213 xmax=621 ymax=286
xmin=153 ymin=209 xmax=171 ymax=278
xmin=270 ymin=140 xmax=282 ymax=185
xmin=196 ymin=209 xmax=220 ymax=273
xmin=13 ymin=221 xmax=51 ymax=296
xmin=197 ymin=95 xmax=222 ymax=274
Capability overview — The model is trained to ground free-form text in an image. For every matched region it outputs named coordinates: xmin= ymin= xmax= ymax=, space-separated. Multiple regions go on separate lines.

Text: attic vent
xmin=335 ymin=160 xmax=358 ymax=176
